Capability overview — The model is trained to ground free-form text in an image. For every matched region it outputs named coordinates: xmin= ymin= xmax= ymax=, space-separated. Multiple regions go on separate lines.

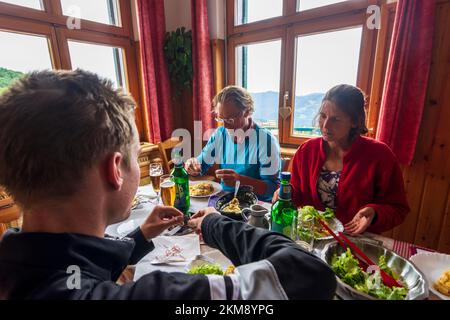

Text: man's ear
xmin=104 ymin=152 xmax=124 ymax=190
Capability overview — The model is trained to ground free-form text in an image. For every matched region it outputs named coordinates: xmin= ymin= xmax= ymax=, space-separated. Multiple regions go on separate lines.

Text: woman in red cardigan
xmin=275 ymin=84 xmax=409 ymax=234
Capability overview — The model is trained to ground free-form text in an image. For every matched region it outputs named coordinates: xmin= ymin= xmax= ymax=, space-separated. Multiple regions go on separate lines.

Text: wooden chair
xmin=158 ymin=137 xmax=220 ymax=181
xmin=138 ymin=142 xmax=164 ymax=186
xmin=0 ymin=189 xmax=22 ymax=237
xmin=157 ymin=137 xmax=182 ymax=174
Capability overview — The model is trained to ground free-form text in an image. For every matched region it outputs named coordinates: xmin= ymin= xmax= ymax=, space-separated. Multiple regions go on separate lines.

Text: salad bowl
xmin=321 ymin=238 xmax=429 ymax=300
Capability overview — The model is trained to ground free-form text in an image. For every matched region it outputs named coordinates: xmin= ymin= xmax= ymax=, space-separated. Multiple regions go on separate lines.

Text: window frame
xmin=227 ymin=28 xmax=286 ymax=139
xmin=0 ymin=14 xmax=62 ymax=69
xmin=226 ymin=0 xmax=380 ymax=146
xmin=0 ymin=0 xmax=144 ymax=138
xmin=0 ymin=0 xmax=132 ymax=36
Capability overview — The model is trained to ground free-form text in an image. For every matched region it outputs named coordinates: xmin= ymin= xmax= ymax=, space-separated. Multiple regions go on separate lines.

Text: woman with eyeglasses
xmin=185 ymin=86 xmax=281 ymax=201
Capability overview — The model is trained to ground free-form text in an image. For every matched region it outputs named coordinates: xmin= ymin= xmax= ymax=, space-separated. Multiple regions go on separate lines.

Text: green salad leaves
xmin=299 ymin=206 xmax=335 ymax=221
xmin=187 ymin=263 xmax=224 ymax=275
xmin=297 ymin=206 xmax=336 ymax=240
xmin=331 ymin=249 xmax=408 ymax=300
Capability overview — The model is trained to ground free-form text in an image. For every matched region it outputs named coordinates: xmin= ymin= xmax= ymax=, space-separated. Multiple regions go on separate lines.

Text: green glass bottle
xmin=171 ymin=153 xmax=190 ymax=217
xmin=271 ymin=172 xmax=297 ymax=239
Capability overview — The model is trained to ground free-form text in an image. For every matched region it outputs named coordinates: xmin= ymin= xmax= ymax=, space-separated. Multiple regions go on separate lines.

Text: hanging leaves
xmin=163 ymin=27 xmax=193 ymax=98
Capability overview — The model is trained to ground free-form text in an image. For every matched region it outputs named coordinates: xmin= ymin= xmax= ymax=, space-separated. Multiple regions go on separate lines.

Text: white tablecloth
xmin=106 ymin=184 xmax=212 ymax=238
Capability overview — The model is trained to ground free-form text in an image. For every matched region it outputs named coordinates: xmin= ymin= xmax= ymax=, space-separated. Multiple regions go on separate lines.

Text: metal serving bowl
xmin=321 ymin=239 xmax=429 ymax=300
xmin=214 ymin=186 xmax=258 ymax=220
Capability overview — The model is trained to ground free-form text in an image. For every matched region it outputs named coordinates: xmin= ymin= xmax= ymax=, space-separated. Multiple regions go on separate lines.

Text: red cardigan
xmin=291 ymin=136 xmax=409 ymax=234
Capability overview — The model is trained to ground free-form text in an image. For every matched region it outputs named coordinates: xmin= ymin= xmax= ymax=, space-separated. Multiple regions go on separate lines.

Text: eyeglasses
xmin=215 ymin=117 xmax=235 ymax=125
xmin=214 ymin=112 xmax=244 ymax=126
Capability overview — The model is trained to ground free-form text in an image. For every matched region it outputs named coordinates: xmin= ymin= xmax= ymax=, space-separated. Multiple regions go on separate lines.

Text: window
xmin=227 ymin=0 xmax=378 ymax=146
xmin=236 ymin=39 xmax=282 ymax=137
xmin=1 ymin=0 xmax=43 ymax=10
xmin=60 ymin=0 xmax=121 ymax=26
xmin=0 ymin=30 xmax=53 ymax=93
xmin=0 ymin=0 xmax=144 ymax=138
xmin=68 ymin=41 xmax=127 ymax=90
xmin=236 ymin=0 xmax=283 ymax=25
xmin=292 ymin=27 xmax=362 ymax=136
xmin=297 ymin=0 xmax=348 ymax=12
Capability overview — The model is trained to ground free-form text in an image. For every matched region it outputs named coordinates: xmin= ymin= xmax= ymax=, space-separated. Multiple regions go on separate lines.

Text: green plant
xmin=0 ymin=67 xmax=24 ymax=94
xmin=163 ymin=27 xmax=193 ymax=98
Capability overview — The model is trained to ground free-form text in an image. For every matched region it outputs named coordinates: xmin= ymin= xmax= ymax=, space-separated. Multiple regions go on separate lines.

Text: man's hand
xmin=344 ymin=207 xmax=376 ymax=234
xmin=185 ymin=158 xmax=201 ymax=176
xmin=187 ymin=207 xmax=218 ymax=235
xmin=215 ymin=169 xmax=240 ymax=186
xmin=140 ymin=205 xmax=184 ymax=239
xmin=272 ymin=188 xmax=280 ymax=204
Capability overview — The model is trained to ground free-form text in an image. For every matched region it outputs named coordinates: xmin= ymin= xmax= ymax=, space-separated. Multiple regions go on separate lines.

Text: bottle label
xmin=174 ymin=183 xmax=188 ymax=212
xmin=279 ymin=184 xmax=292 ymax=200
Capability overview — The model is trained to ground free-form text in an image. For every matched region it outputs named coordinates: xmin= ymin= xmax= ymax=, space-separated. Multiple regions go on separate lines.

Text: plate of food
xmin=321 ymin=239 xmax=429 ymax=300
xmin=297 ymin=206 xmax=344 ymax=241
xmin=186 ymin=255 xmax=235 ymax=276
xmin=214 ymin=186 xmax=258 ymax=220
xmin=410 ymin=252 xmax=450 ymax=300
xmin=189 ymin=180 xmax=222 ymax=198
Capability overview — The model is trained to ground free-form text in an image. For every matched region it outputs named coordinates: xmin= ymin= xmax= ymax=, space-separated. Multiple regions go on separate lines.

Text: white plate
xmin=317 ymin=217 xmax=344 ymax=240
xmin=410 ymin=252 xmax=450 ymax=300
xmin=189 ymin=180 xmax=222 ymax=198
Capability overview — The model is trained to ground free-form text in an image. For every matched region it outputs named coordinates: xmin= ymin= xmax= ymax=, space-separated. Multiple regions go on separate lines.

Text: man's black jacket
xmin=0 ymin=213 xmax=336 ymax=299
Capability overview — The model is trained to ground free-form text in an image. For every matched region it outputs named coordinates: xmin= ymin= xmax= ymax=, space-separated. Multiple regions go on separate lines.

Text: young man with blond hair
xmin=0 ymin=70 xmax=336 ymax=300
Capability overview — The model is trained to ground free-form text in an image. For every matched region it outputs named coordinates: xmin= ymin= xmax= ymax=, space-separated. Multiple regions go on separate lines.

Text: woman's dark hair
xmin=317 ymin=84 xmax=369 ymax=140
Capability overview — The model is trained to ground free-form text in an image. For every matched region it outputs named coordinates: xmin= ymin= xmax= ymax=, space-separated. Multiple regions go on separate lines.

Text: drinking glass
xmin=149 ymin=162 xmax=163 ymax=203
xmin=281 ymin=208 xmax=297 ymax=241
xmin=160 ymin=174 xmax=176 ymax=206
xmin=296 ymin=215 xmax=315 ymax=252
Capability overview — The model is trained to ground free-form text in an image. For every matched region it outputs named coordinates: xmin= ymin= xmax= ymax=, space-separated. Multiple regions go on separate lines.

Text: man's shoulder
xmin=254 ymin=124 xmax=279 ymax=145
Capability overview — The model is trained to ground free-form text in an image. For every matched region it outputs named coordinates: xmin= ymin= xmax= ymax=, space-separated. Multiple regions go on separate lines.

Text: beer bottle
xmin=171 ymin=152 xmax=190 ymax=216
xmin=271 ymin=172 xmax=297 ymax=239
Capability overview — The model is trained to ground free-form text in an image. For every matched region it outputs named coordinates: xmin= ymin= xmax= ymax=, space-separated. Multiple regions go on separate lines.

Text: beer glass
xmin=160 ymin=174 xmax=176 ymax=207
xmin=149 ymin=162 xmax=163 ymax=202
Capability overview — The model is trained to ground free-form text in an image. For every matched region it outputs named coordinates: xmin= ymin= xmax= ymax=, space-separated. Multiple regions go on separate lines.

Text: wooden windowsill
xmin=280 ymin=146 xmax=298 ymax=158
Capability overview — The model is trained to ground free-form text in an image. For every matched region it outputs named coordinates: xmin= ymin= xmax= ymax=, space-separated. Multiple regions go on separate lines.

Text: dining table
xmin=105 ymin=183 xmax=444 ymax=300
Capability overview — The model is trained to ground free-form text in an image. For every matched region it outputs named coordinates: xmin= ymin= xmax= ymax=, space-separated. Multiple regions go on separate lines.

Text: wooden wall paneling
xmin=414 ymin=176 xmax=450 ymax=249
xmin=438 ymin=195 xmax=450 ymax=253
xmin=386 ymin=0 xmax=450 ymax=252
xmin=411 ymin=1 xmax=450 ymax=251
xmin=391 ymin=163 xmax=427 ymax=243
xmin=170 ymin=85 xmax=194 ymax=137
xmin=415 ymin=3 xmax=450 ymax=166
xmin=427 ymin=3 xmax=450 ymax=181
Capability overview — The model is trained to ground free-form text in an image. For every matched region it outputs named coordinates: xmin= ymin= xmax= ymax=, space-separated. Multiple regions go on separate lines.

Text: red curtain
xmin=376 ymin=0 xmax=436 ymax=165
xmin=191 ymin=0 xmax=215 ymax=132
xmin=137 ymin=0 xmax=173 ymax=143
